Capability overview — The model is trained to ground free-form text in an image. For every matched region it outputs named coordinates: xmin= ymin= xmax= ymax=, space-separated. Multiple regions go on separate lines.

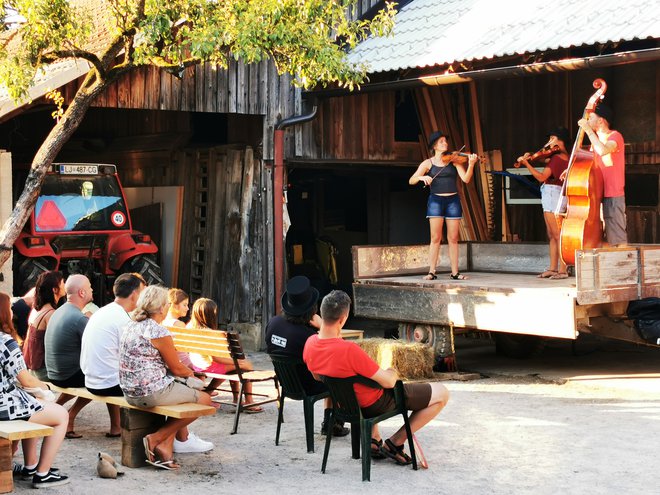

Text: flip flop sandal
xmin=146 ymin=459 xmax=180 ymax=470
xmin=243 ymin=405 xmax=264 ymax=414
xmin=65 ymin=431 xmax=82 ymax=439
xmin=449 ymin=272 xmax=467 ymax=280
xmin=382 ymin=438 xmax=413 ymax=466
xmin=371 ymin=439 xmax=386 ymax=459
xmin=550 ymin=272 xmax=569 ymax=279
xmin=423 ymin=272 xmax=437 ymax=280
xmin=105 ymin=432 xmax=121 ymax=438
xmin=143 ymin=436 xmax=155 ymax=463
xmin=537 ymin=270 xmax=558 ymax=278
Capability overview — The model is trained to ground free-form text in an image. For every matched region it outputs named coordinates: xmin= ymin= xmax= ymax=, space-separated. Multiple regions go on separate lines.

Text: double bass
xmin=557 ymin=79 xmax=606 ymax=265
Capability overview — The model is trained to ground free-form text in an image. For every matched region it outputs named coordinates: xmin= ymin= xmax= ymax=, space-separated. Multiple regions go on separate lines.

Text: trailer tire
xmin=121 ymin=254 xmax=164 ymax=286
xmin=494 ymin=333 xmax=546 ymax=359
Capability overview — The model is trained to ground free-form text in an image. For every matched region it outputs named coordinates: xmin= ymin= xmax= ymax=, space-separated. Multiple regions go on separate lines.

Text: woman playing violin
xmin=409 ymin=130 xmax=478 ymax=281
xmin=516 ymin=127 xmax=571 ymax=279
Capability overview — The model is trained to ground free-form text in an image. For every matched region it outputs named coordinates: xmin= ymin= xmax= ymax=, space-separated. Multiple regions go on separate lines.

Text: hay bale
xmin=357 ymin=338 xmax=434 ymax=380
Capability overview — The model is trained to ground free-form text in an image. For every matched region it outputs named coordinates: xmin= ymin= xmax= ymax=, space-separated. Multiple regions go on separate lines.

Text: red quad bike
xmin=13 ymin=163 xmax=163 ymax=303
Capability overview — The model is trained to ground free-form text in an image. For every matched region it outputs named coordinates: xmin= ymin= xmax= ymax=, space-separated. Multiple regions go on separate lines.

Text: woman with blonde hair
xmin=119 ymin=286 xmax=214 ymax=470
xmin=0 ymin=292 xmax=70 ymax=488
xmin=188 ymin=298 xmax=262 ymax=412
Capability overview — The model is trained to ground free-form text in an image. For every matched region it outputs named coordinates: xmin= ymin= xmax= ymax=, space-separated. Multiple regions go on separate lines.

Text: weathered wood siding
xmin=60 ymin=61 xmax=299 ymax=161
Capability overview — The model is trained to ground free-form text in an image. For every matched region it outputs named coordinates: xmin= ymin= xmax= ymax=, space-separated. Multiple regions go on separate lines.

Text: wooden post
xmin=120 ymin=409 xmax=166 ymax=468
xmin=0 ymin=439 xmax=12 ymax=493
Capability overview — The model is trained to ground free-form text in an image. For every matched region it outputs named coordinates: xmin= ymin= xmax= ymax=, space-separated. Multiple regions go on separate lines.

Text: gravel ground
xmin=11 ymin=343 xmax=660 ymax=495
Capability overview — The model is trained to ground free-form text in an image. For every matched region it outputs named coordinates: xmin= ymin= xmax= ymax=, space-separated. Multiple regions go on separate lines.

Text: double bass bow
xmin=557 ymin=78 xmax=607 ymax=265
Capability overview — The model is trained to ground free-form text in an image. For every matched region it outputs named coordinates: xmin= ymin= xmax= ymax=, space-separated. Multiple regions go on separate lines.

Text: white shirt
xmin=80 ymin=302 xmax=131 ymax=389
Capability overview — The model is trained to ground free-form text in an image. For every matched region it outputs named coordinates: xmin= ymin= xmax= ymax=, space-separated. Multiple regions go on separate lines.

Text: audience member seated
xmin=45 ymin=274 xmax=96 ymax=439
xmin=80 ymin=273 xmax=145 ymax=437
xmin=0 ymin=291 xmax=70 ymax=488
xmin=304 ymin=290 xmax=450 ymax=465
xmin=265 ymin=275 xmax=348 ymax=436
xmin=23 ymin=272 xmax=65 ymax=381
xmin=11 ymin=287 xmax=35 ymax=343
xmin=162 ymin=288 xmax=193 ymax=368
xmin=187 ymin=298 xmax=263 ymax=413
xmin=119 ymin=286 xmax=214 ymax=470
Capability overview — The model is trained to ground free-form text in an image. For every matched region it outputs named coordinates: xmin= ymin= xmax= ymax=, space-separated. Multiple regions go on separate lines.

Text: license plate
xmin=60 ymin=164 xmax=98 ymax=175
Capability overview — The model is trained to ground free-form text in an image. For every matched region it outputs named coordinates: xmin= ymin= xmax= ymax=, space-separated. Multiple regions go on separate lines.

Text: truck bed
xmin=351 ymin=243 xmax=660 ymax=340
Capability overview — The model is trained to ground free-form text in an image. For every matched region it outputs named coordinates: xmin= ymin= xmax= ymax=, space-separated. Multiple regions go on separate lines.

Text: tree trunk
xmin=0 ymin=74 xmax=107 ymax=272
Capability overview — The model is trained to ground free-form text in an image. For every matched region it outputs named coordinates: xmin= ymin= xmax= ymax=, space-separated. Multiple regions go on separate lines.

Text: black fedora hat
xmin=281 ymin=276 xmax=319 ymax=316
xmin=593 ymin=103 xmax=613 ymax=124
xmin=428 ymin=130 xmax=448 ymax=151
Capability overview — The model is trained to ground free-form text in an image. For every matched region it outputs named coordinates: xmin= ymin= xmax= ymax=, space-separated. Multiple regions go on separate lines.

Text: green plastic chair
xmin=319 ymin=375 xmax=417 ymax=482
xmin=270 ymin=352 xmax=330 ymax=453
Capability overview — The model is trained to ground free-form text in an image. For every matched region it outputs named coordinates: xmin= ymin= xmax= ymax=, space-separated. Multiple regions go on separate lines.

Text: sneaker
xmin=12 ymin=463 xmax=59 ymax=480
xmin=173 ymin=432 xmax=214 ymax=453
xmin=32 ymin=470 xmax=69 ymax=489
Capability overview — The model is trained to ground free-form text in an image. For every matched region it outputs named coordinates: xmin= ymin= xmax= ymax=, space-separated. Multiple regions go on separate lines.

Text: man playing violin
xmin=409 ymin=130 xmax=478 ymax=281
xmin=517 ymin=127 xmax=571 ymax=279
xmin=575 ymin=103 xmax=627 ymax=247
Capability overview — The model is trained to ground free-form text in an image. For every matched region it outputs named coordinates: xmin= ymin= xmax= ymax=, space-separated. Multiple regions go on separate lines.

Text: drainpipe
xmin=273 ymin=105 xmax=318 ymax=314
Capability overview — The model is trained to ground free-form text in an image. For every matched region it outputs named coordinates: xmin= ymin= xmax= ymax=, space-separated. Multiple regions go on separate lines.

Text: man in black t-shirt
xmin=266 ymin=276 xmax=349 ymax=437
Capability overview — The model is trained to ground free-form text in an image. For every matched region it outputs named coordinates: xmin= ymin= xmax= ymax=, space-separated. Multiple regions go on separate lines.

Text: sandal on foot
xmin=146 ymin=458 xmax=180 ymax=470
xmin=382 ymin=438 xmax=413 ymax=466
xmin=423 ymin=272 xmax=437 ymax=280
xmin=449 ymin=272 xmax=467 ymax=280
xmin=537 ymin=269 xmax=558 ymax=278
xmin=143 ymin=436 xmax=155 ymax=463
xmin=65 ymin=431 xmax=82 ymax=439
xmin=549 ymin=272 xmax=569 ymax=280
xmin=371 ymin=439 xmax=386 ymax=459
xmin=243 ymin=405 xmax=264 ymax=414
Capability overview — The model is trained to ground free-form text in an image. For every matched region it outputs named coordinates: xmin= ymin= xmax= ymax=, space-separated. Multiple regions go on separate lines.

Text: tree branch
xmin=40 ymin=50 xmax=105 ymax=78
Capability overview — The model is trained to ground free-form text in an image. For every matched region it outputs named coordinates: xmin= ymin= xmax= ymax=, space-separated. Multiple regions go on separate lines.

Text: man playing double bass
xmin=572 ymin=103 xmax=627 ymax=247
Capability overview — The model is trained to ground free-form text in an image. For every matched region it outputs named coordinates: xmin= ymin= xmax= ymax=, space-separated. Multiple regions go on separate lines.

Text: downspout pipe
xmin=273 ymin=105 xmax=318 ymax=314
xmin=308 ymin=47 xmax=660 ymax=97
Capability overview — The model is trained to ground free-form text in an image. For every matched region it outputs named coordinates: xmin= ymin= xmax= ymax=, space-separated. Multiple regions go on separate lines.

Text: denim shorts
xmin=540 ymin=184 xmax=566 ymax=213
xmin=426 ymin=194 xmax=462 ymax=219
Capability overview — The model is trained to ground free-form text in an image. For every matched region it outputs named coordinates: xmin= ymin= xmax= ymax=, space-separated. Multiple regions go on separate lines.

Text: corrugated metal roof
xmin=348 ymin=0 xmax=660 ymax=73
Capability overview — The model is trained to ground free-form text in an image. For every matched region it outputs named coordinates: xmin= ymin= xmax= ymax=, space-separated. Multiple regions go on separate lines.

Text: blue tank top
xmin=429 ymin=162 xmax=458 ymax=194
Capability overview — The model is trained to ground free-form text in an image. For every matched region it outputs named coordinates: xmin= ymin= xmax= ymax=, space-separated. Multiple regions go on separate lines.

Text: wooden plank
xmin=352 ymin=278 xmax=578 ymax=338
xmin=352 ymin=244 xmax=468 ymax=279
xmin=0 ymin=421 xmax=53 ymax=441
xmin=48 ymin=385 xmax=216 ymax=418
xmin=238 ymin=147 xmax=256 ymax=321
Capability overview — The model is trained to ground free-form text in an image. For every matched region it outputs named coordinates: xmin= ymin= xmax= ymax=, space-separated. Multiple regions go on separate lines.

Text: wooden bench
xmin=168 ymin=326 xmax=280 ymax=434
xmin=47 ymin=385 xmax=215 ymax=468
xmin=0 ymin=421 xmax=53 ymax=493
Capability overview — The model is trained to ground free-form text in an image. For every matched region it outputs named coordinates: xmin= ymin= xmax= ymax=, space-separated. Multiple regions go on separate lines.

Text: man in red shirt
xmin=303 ymin=290 xmax=449 ymax=465
xmin=578 ymin=103 xmax=627 ymax=246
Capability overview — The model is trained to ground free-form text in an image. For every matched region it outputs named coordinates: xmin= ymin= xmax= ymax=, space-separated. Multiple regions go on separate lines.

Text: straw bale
xmin=356 ymin=338 xmax=434 ymax=379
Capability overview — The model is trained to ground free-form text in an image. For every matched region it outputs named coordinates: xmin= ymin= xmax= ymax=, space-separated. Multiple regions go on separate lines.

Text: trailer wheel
xmin=494 ymin=333 xmax=546 ymax=359
xmin=121 ymin=254 xmax=164 ymax=286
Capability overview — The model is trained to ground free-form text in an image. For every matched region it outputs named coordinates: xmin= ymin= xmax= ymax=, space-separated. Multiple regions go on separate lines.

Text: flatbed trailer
xmin=351 ymin=243 xmax=660 ymax=358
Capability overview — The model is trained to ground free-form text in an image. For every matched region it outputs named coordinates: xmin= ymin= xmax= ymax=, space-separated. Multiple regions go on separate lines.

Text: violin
xmin=441 ymin=150 xmax=473 ymax=165
xmin=514 ymin=145 xmax=560 ymax=168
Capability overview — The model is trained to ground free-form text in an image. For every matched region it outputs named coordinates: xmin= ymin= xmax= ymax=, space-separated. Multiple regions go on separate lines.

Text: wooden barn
xmin=1 ymin=0 xmax=659 ymax=349
xmin=281 ymin=0 xmax=660 ymax=302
